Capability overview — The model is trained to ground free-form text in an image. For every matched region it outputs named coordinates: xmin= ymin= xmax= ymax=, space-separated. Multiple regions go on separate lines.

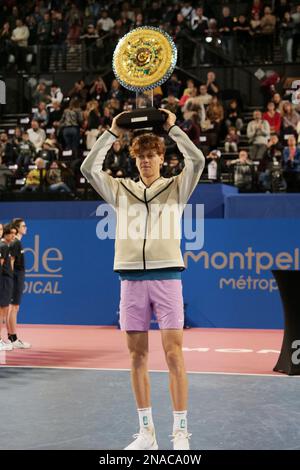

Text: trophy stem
xmin=136 ymin=90 xmax=154 ymax=109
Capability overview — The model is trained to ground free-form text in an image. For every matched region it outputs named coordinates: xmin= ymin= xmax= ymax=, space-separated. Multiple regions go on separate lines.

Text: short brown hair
xmin=129 ymin=133 xmax=165 ymax=159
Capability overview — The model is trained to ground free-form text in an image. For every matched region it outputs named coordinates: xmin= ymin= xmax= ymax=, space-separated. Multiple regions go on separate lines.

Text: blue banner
xmin=10 ymin=215 xmax=299 ymax=329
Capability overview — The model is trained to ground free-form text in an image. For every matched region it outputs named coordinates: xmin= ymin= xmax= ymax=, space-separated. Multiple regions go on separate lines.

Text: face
xmin=200 ymin=85 xmax=207 ymax=95
xmin=113 ymin=141 xmax=121 ymax=152
xmin=207 ymin=72 xmax=215 ymax=81
xmin=239 ymin=151 xmax=248 ymax=162
xmin=135 ymin=149 xmax=164 ymax=180
xmin=254 ymin=110 xmax=262 ymax=120
xmin=31 ymin=120 xmax=39 ymax=130
xmin=17 ymin=221 xmax=27 ymax=236
xmin=267 ymin=102 xmax=275 ymax=112
xmin=5 ymin=228 xmax=17 ymax=244
xmin=0 ymin=224 xmax=3 ymax=239
xmin=288 ymin=136 xmax=296 ymax=146
xmin=273 ymin=93 xmax=281 ymax=103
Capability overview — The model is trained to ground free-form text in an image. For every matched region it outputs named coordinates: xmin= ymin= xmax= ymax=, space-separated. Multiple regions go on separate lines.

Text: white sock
xmin=138 ymin=407 xmax=154 ymax=432
xmin=173 ymin=410 xmax=187 ymax=433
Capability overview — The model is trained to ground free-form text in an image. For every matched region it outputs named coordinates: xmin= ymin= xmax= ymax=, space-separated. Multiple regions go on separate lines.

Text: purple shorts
xmin=119 ymin=279 xmax=184 ymax=331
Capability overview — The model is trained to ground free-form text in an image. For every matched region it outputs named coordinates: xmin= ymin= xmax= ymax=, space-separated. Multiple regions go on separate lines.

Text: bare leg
xmin=161 ymin=329 xmax=188 ymax=411
xmin=126 ymin=331 xmax=151 ymax=409
xmin=7 ymin=304 xmax=19 ymax=335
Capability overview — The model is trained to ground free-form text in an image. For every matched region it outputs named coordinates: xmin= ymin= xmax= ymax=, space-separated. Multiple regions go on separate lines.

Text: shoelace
xmin=170 ymin=432 xmax=192 ymax=442
xmin=132 ymin=432 xmax=155 ymax=443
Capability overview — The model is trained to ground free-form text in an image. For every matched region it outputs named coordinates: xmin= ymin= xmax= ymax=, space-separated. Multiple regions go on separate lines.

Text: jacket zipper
xmin=143 ymin=188 xmax=149 ymax=270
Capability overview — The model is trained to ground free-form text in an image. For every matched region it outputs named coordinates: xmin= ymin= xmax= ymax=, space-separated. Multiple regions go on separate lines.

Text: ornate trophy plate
xmin=112 ymin=27 xmax=177 ymax=129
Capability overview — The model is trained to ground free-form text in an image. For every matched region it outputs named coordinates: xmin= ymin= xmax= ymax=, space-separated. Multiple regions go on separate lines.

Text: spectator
xmin=280 ymin=11 xmax=295 ymax=63
xmin=233 ymin=14 xmax=251 ymax=64
xmin=107 ymin=79 xmax=123 ymax=104
xmin=49 ymin=83 xmax=63 ymax=105
xmin=161 ymin=95 xmax=180 ymax=115
xmin=67 ymin=16 xmax=82 ymax=50
xmin=184 ymin=84 xmax=212 ymax=111
xmin=0 ymin=22 xmax=11 ymax=71
xmin=89 ymin=76 xmax=108 ymax=104
xmin=33 ymin=101 xmax=48 ymax=128
xmin=11 ymin=18 xmax=29 ymax=71
xmin=16 ymin=131 xmax=36 ymax=173
xmin=247 ymin=110 xmax=270 ymax=160
xmin=219 ymin=6 xmax=234 ymax=57
xmin=103 ymin=140 xmax=127 ymax=177
xmin=282 ymin=135 xmax=300 ymax=191
xmin=48 ymin=101 xmax=63 ymax=128
xmin=97 ymin=10 xmax=114 ymax=32
xmin=180 ymin=111 xmax=201 ymax=146
xmin=80 ymin=24 xmax=98 ymax=70
xmin=131 ymin=13 xmax=144 ymax=30
xmin=20 ymin=157 xmax=47 ymax=192
xmin=27 ymin=120 xmax=46 ymax=151
xmin=51 ymin=10 xmax=68 ymax=70
xmin=225 ymin=99 xmax=244 ymax=132
xmin=272 ymin=92 xmax=284 ymax=113
xmin=32 ymin=82 xmax=49 ymax=106
xmin=260 ymin=6 xmax=276 ymax=62
xmin=281 ymin=101 xmax=300 ymax=138
xmin=206 ymin=95 xmax=224 ymax=146
xmin=206 ymin=149 xmax=222 ymax=182
xmin=163 ymin=153 xmax=184 ymax=178
xmin=37 ymin=12 xmax=52 ymax=72
xmin=250 ymin=11 xmax=262 ymax=61
xmin=59 ymin=98 xmax=83 ymax=156
xmin=190 ymin=7 xmax=208 ymax=65
xmin=46 ymin=161 xmax=72 ymax=193
xmin=206 ymin=71 xmax=219 ymax=96
xmin=227 ymin=149 xmax=254 ymax=191
xmin=0 ymin=133 xmax=15 ymax=166
xmin=262 ymin=102 xmax=282 ymax=134
xmin=259 ymin=134 xmax=285 ymax=192
xmin=224 ymin=126 xmax=239 ymax=153
xmin=166 ymin=74 xmax=182 ymax=99
xmin=0 ymin=161 xmax=13 ymax=193
xmin=69 ymin=79 xmax=89 ymax=105
xmin=291 ymin=4 xmax=300 ymax=60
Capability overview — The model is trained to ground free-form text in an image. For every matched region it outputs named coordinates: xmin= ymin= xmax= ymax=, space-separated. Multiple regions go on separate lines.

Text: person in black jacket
xmin=8 ymin=218 xmax=31 ymax=349
xmin=0 ymin=223 xmax=17 ymax=351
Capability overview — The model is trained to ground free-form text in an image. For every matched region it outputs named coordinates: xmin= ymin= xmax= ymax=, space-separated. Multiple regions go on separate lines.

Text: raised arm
xmin=160 ymin=108 xmax=205 ymax=204
xmin=80 ymin=112 xmax=128 ymax=206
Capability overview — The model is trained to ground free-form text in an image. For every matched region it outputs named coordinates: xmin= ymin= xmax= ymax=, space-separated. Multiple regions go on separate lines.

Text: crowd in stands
xmin=1 ymin=1 xmax=300 ymax=73
xmin=1 ymin=65 xmax=300 ymax=196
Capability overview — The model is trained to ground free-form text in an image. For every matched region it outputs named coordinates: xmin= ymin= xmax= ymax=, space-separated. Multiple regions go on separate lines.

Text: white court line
xmin=1 ymin=364 xmax=300 ymax=378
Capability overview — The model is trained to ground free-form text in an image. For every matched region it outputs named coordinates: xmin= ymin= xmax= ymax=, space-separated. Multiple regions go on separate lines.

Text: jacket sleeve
xmin=169 ymin=125 xmax=205 ymax=204
xmin=80 ymin=130 xmax=120 ymax=207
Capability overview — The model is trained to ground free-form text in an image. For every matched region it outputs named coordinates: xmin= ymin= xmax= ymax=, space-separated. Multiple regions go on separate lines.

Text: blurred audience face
xmin=31 ymin=120 xmax=39 ymax=130
xmin=287 ymin=136 xmax=296 ymax=146
xmin=253 ymin=110 xmax=262 ymax=120
xmin=239 ymin=150 xmax=248 ymax=162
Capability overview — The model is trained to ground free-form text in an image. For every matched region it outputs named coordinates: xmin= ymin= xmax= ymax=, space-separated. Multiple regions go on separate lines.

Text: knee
xmin=165 ymin=348 xmax=184 ymax=373
xmin=129 ymin=349 xmax=148 ymax=369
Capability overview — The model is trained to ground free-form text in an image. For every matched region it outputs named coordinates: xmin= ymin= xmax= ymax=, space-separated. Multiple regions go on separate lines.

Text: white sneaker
xmin=0 ymin=339 xmax=13 ymax=351
xmin=124 ymin=428 xmax=158 ymax=450
xmin=171 ymin=430 xmax=192 ymax=450
xmin=11 ymin=339 xmax=31 ymax=349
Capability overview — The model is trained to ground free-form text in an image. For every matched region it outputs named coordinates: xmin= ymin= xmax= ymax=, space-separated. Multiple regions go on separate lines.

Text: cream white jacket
xmin=81 ymin=125 xmax=205 ymax=271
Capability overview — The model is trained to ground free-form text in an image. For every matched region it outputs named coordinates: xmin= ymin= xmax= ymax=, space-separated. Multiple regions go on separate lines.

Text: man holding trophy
xmin=81 ymin=27 xmax=205 ymax=450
